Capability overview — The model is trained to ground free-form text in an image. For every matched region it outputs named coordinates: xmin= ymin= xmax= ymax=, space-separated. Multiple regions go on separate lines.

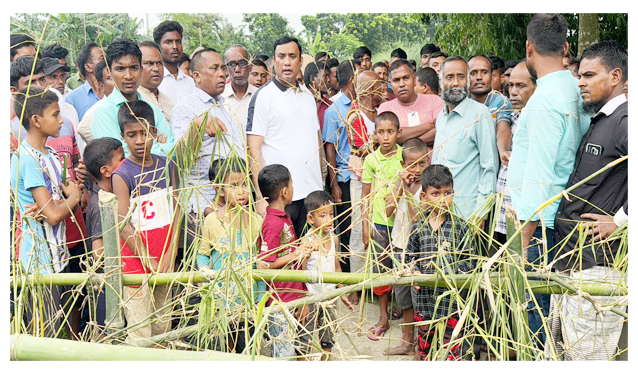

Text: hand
xmin=341 ymin=294 xmax=356 ymax=312
xmin=23 ymin=203 xmax=44 ymax=221
xmin=330 ymin=182 xmax=342 ymax=203
xmin=257 ymin=260 xmax=270 ymax=269
xmin=147 ymin=258 xmax=160 ymax=273
xmin=158 ymin=255 xmax=174 ymax=273
xmin=60 ymin=180 xmax=81 ymax=200
xmin=256 ymin=199 xmax=268 ymax=218
xmin=413 ymin=271 xmax=422 ymax=291
xmin=295 ymin=304 xmax=310 ymax=324
xmin=362 ymin=222 xmax=370 ymax=248
xmin=400 ymin=170 xmax=414 ymax=189
xmin=203 ymin=115 xmax=228 ymax=137
xmin=74 ymin=160 xmax=87 ymax=183
xmin=581 ymin=213 xmax=619 ymax=242
xmin=156 ymin=133 xmax=168 ymax=144
xmin=80 ymin=187 xmax=90 ymax=212
xmin=499 ymin=150 xmax=512 ymax=166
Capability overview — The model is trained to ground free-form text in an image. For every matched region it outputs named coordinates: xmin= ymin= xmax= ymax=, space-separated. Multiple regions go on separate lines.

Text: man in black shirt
xmin=549 ymin=40 xmax=628 ymax=361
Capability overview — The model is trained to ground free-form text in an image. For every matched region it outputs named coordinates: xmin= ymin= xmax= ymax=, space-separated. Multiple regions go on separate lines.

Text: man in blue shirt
xmin=65 ymin=42 xmax=104 ymax=121
xmin=322 ymin=60 xmax=355 ymax=271
xmin=91 ymin=39 xmax=174 ymax=158
xmin=507 ymin=13 xmax=590 ymax=349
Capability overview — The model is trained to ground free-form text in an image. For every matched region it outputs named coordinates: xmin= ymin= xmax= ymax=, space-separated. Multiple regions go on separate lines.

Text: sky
xmin=130 ymin=13 xmax=313 ymax=36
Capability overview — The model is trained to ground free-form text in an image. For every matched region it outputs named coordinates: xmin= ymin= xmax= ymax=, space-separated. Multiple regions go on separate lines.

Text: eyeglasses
xmin=227 ymin=60 xmax=248 ymax=70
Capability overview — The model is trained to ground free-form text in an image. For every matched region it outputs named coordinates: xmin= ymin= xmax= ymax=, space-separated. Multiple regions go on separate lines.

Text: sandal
xmin=366 ymin=325 xmax=389 ymax=341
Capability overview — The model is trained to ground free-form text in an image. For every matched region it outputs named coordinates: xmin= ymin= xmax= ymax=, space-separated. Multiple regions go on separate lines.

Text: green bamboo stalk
xmin=9 ymin=334 xmax=273 ymax=361
xmin=98 ymin=190 xmax=125 ymax=334
xmin=11 ymin=270 xmax=628 ymax=296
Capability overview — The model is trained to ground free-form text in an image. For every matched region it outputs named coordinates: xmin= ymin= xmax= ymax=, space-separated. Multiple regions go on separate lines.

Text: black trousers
xmin=285 ymin=198 xmax=309 ymax=239
xmin=335 ymin=180 xmax=352 ymax=273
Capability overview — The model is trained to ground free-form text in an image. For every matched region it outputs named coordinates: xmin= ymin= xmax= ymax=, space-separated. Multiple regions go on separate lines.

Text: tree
xmin=578 ymin=14 xmax=600 ymax=56
xmin=242 ymin=13 xmax=296 ymax=56
xmin=10 ymin=13 xmax=142 ymax=71
xmin=160 ymin=13 xmax=248 ymax=57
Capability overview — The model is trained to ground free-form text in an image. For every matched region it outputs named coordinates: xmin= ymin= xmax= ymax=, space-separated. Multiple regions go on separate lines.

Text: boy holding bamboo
xmin=112 ymin=101 xmax=180 ymax=345
xmin=406 ymin=165 xmax=475 ymax=360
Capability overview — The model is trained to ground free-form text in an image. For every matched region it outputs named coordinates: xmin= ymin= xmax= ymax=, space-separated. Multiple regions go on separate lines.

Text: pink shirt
xmin=378 ymin=94 xmax=445 ymax=129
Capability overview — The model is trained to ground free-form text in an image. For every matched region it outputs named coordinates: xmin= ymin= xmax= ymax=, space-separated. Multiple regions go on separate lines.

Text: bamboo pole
xmin=9 ymin=334 xmax=273 ymax=361
xmin=11 ymin=270 xmax=628 ymax=297
xmin=98 ymin=190 xmax=125 ymax=334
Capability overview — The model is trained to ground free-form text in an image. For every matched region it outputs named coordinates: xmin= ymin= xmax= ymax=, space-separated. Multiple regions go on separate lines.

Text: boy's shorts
xmin=394 ymin=285 xmax=414 ymax=310
xmin=299 ymin=303 xmax=336 ymax=352
xmin=371 ymin=224 xmax=394 ymax=273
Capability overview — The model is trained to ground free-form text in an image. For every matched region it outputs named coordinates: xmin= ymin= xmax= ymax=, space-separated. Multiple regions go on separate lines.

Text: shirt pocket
xmin=438 ymin=129 xmax=468 ymax=164
xmin=578 ymin=144 xmax=605 ymax=186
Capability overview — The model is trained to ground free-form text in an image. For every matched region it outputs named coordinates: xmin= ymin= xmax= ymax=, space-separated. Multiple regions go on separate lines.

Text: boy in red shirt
xmin=257 ymin=164 xmax=310 ymax=359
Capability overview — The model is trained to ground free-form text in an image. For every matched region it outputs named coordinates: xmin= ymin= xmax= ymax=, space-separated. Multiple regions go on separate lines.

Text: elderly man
xmin=246 ymin=36 xmax=323 ymax=236
xmin=137 ymin=41 xmax=174 ymax=123
xmin=171 ymin=48 xmax=246 ymax=214
xmin=222 ymin=44 xmax=257 ymax=130
xmin=154 ymin=21 xmax=195 ymax=105
xmin=549 ymin=40 xmax=628 ymax=361
xmin=431 ymin=56 xmax=498 ymax=221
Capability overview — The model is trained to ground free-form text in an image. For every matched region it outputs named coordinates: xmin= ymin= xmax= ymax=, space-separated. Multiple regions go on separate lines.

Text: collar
xmin=596 ymin=93 xmax=627 ymax=117
xmin=107 ymin=88 xmax=141 ymax=106
xmin=82 ymin=80 xmax=96 ymax=95
xmin=163 ymin=67 xmax=187 ymax=81
xmin=193 ymin=87 xmax=223 ymax=104
xmin=374 ymin=144 xmax=403 ymax=160
xmin=272 ymin=77 xmax=299 ymax=92
xmin=223 ymin=82 xmax=256 ymax=99
xmin=137 ymin=85 xmax=155 ymax=98
xmin=537 ymin=69 xmax=574 ymax=85
xmin=336 ymin=91 xmax=352 ymax=106
xmin=445 ymin=96 xmax=471 ymax=117
xmin=266 ymin=206 xmax=288 ymax=217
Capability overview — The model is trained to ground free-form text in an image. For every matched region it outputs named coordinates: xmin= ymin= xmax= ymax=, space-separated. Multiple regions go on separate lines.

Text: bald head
xmin=224 ymin=45 xmax=249 ymax=61
xmin=191 ymin=49 xmax=221 ymax=72
xmin=356 ymin=70 xmax=381 ymax=95
xmin=224 ymin=45 xmax=249 ymax=88
xmin=508 ymin=61 xmax=536 ymax=109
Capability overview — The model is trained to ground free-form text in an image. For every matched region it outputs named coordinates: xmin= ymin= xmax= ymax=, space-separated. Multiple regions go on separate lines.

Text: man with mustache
xmin=137 ymin=41 xmax=174 ymax=124
xmin=431 ymin=56 xmax=498 ymax=222
xmin=154 ymin=21 xmax=195 ymax=105
xmin=222 ymin=44 xmax=256 ymax=131
xmin=378 ymin=59 xmax=445 ymax=147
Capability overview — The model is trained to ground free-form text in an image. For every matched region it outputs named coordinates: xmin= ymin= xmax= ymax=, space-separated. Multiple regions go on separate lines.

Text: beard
xmin=442 ymin=85 xmax=468 ymax=106
xmin=583 ymin=99 xmax=605 ymax=115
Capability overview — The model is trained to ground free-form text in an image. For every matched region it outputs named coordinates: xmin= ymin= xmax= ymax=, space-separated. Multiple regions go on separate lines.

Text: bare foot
xmin=348 ymin=292 xmax=360 ymax=305
xmin=383 ymin=342 xmax=415 ymax=356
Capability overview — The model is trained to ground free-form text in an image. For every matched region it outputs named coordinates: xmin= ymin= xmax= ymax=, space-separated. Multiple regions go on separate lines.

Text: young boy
xmin=407 ymin=165 xmax=475 ymax=360
xmin=112 ymin=100 xmax=180 ymax=345
xmin=384 ymin=137 xmax=430 ymax=355
xmin=83 ymin=137 xmax=125 ymax=329
xmin=361 ymin=111 xmax=403 ymax=340
xmin=256 ymin=164 xmax=309 ymax=359
xmin=298 ymin=190 xmax=355 ymax=359
xmin=10 ymin=87 xmax=82 ymax=336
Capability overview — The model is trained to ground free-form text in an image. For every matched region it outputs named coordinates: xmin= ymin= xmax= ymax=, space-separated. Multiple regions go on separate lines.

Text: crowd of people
xmin=9 ymin=13 xmax=627 ymax=361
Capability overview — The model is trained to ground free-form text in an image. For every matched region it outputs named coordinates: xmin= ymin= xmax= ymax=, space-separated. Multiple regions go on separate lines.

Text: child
xmin=196 ymin=158 xmax=263 ymax=353
xmin=112 ymin=101 xmax=180 ymax=345
xmin=361 ymin=111 xmax=403 ymax=341
xmin=407 ymin=165 xmax=475 ymax=361
xmin=10 ymin=87 xmax=81 ymax=336
xmin=384 ymin=137 xmax=430 ymax=355
xmin=83 ymin=137 xmax=125 ymax=328
xmin=298 ymin=191 xmax=355 ymax=359
xmin=256 ymin=164 xmax=309 ymax=360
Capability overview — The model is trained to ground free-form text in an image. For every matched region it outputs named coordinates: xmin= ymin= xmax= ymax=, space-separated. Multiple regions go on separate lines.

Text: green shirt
xmin=66 ymin=72 xmax=83 ymax=90
xmin=362 ymin=145 xmax=403 ymax=226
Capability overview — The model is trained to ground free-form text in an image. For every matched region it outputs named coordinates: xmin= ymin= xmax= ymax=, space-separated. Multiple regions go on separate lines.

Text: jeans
xmin=268 ymin=312 xmax=296 ymax=360
xmin=526 ymin=226 xmax=555 ymax=349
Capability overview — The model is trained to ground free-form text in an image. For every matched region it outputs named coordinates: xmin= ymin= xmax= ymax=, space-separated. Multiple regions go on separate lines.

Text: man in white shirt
xmin=246 ymin=36 xmax=323 ymax=236
xmin=222 ymin=44 xmax=257 ymax=130
xmin=153 ymin=21 xmax=195 ymax=105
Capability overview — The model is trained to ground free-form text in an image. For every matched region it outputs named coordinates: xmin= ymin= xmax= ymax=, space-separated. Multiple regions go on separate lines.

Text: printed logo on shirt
xmin=281 ymin=223 xmax=294 ymax=244
xmin=130 ymin=187 xmax=174 ymax=231
xmin=585 ymin=143 xmax=603 ymax=156
xmin=407 ymin=111 xmax=420 ymax=127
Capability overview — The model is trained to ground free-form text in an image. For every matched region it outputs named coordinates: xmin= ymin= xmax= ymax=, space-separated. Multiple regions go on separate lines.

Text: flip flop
xmin=367 ymin=325 xmax=389 ymax=341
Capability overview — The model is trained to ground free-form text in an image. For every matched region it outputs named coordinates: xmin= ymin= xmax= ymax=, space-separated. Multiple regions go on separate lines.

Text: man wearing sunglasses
xmin=222 ymin=44 xmax=257 ymax=130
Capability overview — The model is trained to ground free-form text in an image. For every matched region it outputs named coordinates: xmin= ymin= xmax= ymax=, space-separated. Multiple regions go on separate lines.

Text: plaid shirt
xmin=406 ymin=212 xmax=475 ymax=320
xmin=496 ymin=111 xmax=519 ymax=234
